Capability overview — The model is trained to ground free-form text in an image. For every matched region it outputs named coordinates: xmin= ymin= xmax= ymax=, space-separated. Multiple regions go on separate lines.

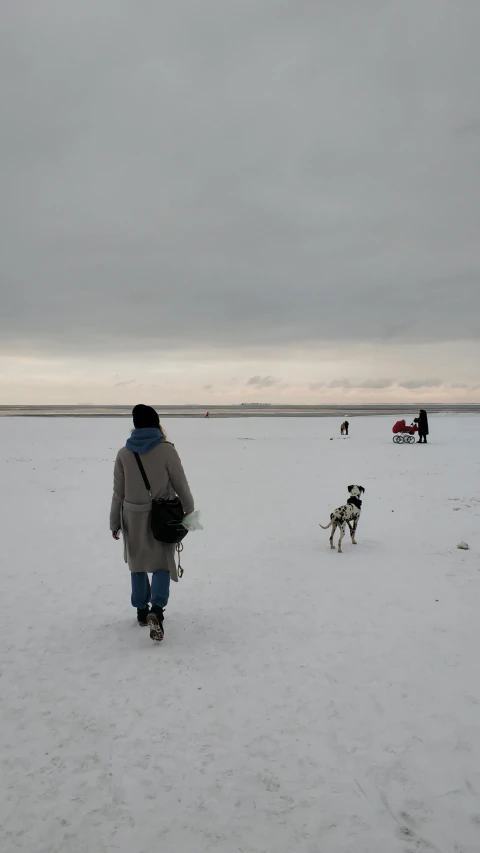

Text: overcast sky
xmin=1 ymin=0 xmax=479 ymax=404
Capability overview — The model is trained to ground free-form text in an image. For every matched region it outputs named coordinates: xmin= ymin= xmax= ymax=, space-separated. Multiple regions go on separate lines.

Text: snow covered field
xmin=1 ymin=414 xmax=479 ymax=853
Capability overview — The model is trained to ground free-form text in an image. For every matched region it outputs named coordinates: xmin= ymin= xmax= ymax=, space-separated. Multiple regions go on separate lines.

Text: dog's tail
xmin=319 ymin=521 xmax=332 ymax=529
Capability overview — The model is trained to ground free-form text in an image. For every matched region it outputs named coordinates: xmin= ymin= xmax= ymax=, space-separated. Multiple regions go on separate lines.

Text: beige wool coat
xmin=110 ymin=442 xmax=194 ymax=581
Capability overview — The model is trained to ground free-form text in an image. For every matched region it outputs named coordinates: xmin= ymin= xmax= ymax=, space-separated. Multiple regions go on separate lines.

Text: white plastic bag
xmin=182 ymin=510 xmax=204 ymax=532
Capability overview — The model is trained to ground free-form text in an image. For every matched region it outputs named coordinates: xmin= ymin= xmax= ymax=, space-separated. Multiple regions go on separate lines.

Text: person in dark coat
xmin=414 ymin=409 xmax=429 ymax=443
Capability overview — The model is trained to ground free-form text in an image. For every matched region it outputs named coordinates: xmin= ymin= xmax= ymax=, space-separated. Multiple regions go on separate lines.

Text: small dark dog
xmin=320 ymin=485 xmax=365 ymax=553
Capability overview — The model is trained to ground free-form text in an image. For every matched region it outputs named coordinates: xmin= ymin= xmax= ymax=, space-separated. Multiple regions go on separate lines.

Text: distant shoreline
xmin=1 ymin=404 xmax=479 ymax=418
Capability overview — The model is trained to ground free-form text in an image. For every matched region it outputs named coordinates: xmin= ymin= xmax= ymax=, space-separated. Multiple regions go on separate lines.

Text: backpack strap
xmin=176 ymin=541 xmax=184 ymax=578
xmin=133 ymin=453 xmax=152 ymax=499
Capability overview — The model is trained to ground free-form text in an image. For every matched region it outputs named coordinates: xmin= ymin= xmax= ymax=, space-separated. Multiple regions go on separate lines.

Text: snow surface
xmin=1 ymin=414 xmax=480 ymax=853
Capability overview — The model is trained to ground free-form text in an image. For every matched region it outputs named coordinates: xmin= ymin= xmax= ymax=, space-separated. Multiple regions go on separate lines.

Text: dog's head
xmin=348 ymin=485 xmax=365 ymax=498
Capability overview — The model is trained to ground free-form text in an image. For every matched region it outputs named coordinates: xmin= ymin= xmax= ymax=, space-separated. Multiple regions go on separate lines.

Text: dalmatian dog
xmin=319 ymin=485 xmax=365 ymax=553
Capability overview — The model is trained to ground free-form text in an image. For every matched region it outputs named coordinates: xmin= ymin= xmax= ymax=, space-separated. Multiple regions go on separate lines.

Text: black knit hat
xmin=132 ymin=404 xmax=160 ymax=429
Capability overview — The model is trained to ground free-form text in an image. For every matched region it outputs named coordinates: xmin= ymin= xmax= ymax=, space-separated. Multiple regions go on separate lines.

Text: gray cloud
xmin=115 ymin=379 xmax=136 ymax=387
xmin=359 ymin=378 xmax=394 ymax=389
xmin=398 ymin=379 xmax=443 ymax=390
xmin=454 ymin=118 xmax=480 ymax=138
xmin=246 ymin=375 xmax=279 ymax=388
xmin=325 ymin=377 xmax=444 ymax=391
xmin=329 ymin=379 xmax=352 ymax=389
xmin=1 ymin=1 xmax=480 ymax=357
xmin=327 ymin=378 xmax=394 ymax=389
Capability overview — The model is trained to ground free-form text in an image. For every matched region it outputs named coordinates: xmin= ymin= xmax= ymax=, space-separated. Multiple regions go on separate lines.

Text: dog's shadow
xmin=320 ymin=537 xmax=384 ymax=555
xmin=348 ymin=537 xmax=385 ymax=553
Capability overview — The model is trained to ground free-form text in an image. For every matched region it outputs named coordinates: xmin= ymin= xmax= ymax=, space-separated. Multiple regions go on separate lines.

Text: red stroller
xmin=392 ymin=419 xmax=418 ymax=444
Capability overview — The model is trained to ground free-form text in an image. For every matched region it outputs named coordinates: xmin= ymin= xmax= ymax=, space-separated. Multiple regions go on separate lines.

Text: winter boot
xmin=137 ymin=606 xmax=150 ymax=627
xmin=147 ymin=605 xmax=164 ymax=642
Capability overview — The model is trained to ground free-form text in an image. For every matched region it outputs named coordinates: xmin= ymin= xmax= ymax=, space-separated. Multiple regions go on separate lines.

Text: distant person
xmin=414 ymin=409 xmax=429 ymax=444
xmin=344 ymin=420 xmax=349 ymax=436
xmin=110 ymin=405 xmax=194 ymax=641
xmin=205 ymin=411 xmax=209 ymax=418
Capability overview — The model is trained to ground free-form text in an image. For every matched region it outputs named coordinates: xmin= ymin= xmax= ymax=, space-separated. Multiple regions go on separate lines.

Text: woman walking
xmin=414 ymin=409 xmax=429 ymax=444
xmin=110 ymin=405 xmax=194 ymax=641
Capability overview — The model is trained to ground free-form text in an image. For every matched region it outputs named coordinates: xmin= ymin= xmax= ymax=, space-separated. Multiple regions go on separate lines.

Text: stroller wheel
xmin=407 ymin=434 xmax=415 ymax=443
xmin=393 ymin=435 xmax=401 ymax=443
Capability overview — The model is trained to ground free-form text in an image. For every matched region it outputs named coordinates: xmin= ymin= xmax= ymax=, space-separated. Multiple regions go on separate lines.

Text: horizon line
xmin=1 ymin=403 xmax=479 ymax=410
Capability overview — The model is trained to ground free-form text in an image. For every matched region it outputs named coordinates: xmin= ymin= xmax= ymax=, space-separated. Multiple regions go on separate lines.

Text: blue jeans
xmin=131 ymin=571 xmax=170 ymax=609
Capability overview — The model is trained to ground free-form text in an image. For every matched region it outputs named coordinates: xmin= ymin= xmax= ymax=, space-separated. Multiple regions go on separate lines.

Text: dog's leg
xmin=348 ymin=520 xmax=358 ymax=544
xmin=351 ymin=519 xmax=358 ymax=544
xmin=329 ymin=523 xmax=337 ymax=549
xmin=337 ymin=522 xmax=346 ymax=553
